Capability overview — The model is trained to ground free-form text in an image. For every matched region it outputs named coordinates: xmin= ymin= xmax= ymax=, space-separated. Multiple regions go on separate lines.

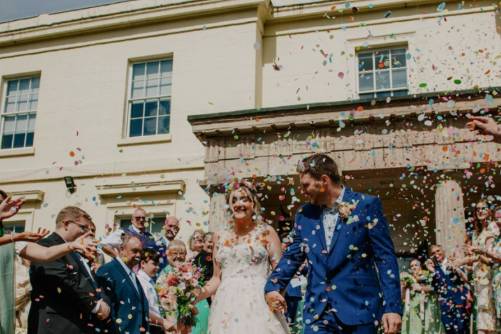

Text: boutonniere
xmin=337 ymin=201 xmax=357 ymax=219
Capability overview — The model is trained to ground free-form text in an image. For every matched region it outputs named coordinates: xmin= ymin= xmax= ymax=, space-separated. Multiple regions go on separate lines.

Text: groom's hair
xmin=298 ymin=153 xmax=341 ymax=183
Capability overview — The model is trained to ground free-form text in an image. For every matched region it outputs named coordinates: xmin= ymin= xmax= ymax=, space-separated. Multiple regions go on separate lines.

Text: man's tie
xmin=71 ymin=252 xmax=98 ymax=290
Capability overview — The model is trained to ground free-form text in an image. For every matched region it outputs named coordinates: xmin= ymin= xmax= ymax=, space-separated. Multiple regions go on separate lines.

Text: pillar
xmin=434 ymin=180 xmax=466 ymax=257
xmin=208 ymin=189 xmax=228 ymax=233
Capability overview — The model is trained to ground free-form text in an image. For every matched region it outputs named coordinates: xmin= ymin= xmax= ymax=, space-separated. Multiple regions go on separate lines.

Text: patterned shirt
xmin=322 ymin=187 xmax=345 ymax=250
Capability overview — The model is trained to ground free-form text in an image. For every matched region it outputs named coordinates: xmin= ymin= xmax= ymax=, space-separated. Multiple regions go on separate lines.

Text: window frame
xmin=0 ymin=75 xmax=40 ymax=150
xmin=125 ymin=58 xmax=173 ymax=139
xmin=356 ymin=46 xmax=408 ymax=99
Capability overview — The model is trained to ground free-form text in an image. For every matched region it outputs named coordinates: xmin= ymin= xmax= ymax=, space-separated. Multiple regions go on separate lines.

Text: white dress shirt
xmin=137 ymin=270 xmax=162 ymax=318
xmin=116 ymin=257 xmax=140 ymax=293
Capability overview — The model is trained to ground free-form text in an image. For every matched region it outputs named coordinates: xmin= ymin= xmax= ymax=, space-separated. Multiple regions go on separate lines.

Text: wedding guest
xmin=193 ymin=232 xmax=214 ymax=287
xmin=188 ymin=229 xmax=205 ymax=260
xmin=0 ymin=192 xmax=46 ymax=247
xmin=426 ymin=245 xmax=471 ymax=334
xmin=468 ymin=200 xmax=498 ymax=333
xmin=96 ymin=233 xmax=149 ymax=334
xmin=400 ymin=259 xmax=444 ymax=334
xmin=14 ymin=243 xmax=31 ymax=333
xmin=492 ymin=206 xmax=501 ymax=324
xmin=159 ymin=240 xmax=210 ymax=334
xmin=466 ymin=115 xmax=501 ymax=143
xmin=100 ymin=207 xmax=157 ymax=257
xmin=137 ymin=250 xmax=174 ymax=334
xmin=154 ymin=216 xmax=180 ymax=270
xmin=28 ymin=206 xmax=111 ymax=334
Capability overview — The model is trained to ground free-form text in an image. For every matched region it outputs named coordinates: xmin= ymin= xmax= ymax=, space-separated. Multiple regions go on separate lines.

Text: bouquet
xmin=157 ymin=262 xmax=202 ymax=330
xmin=400 ymin=271 xmax=415 ymax=289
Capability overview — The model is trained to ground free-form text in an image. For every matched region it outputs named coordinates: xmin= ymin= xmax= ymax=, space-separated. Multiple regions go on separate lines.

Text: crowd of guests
xmin=0 ymin=115 xmax=499 ymax=334
xmin=0 ymin=187 xmax=222 ymax=334
xmin=2 ymin=185 xmax=501 ymax=334
xmin=400 ymin=201 xmax=501 ymax=334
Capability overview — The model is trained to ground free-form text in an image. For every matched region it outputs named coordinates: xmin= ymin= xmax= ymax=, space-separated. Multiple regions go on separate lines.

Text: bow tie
xmin=323 ymin=204 xmax=339 ymax=214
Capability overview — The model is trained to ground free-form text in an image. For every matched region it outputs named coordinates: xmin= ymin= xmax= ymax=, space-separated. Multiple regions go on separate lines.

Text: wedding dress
xmin=208 ymin=223 xmax=289 ymax=334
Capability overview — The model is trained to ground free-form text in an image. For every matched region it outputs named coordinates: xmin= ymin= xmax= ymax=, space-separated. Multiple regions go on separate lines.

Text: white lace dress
xmin=208 ymin=224 xmax=289 ymax=334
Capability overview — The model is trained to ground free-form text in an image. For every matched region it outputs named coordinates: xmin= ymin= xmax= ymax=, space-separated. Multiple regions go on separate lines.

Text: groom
xmin=265 ymin=153 xmax=402 ymax=334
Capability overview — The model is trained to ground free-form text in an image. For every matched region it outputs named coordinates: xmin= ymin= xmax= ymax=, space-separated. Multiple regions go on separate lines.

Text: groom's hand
xmin=382 ymin=313 xmax=401 ymax=334
xmin=265 ymin=291 xmax=287 ymax=313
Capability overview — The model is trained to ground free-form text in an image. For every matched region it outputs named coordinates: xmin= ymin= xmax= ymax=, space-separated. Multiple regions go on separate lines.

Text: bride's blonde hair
xmin=226 ymin=180 xmax=262 ymax=223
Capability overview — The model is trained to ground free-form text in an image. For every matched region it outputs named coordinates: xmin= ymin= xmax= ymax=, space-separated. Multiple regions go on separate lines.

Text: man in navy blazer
xmin=265 ymin=153 xmax=402 ymax=334
xmin=96 ymin=233 xmax=149 ymax=334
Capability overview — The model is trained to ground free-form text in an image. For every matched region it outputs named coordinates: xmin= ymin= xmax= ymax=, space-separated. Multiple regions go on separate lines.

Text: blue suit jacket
xmin=96 ymin=259 xmax=149 ymax=334
xmin=265 ymin=188 xmax=402 ymax=326
xmin=432 ymin=263 xmax=469 ymax=309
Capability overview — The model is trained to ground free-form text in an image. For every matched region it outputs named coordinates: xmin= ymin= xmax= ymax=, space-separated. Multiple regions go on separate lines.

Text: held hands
xmin=382 ymin=313 xmax=401 ymax=334
xmin=0 ymin=196 xmax=25 ymax=221
xmin=265 ymin=291 xmax=287 ymax=313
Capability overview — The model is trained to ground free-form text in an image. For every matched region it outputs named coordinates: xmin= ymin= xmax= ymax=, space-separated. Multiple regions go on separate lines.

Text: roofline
xmin=187 ymin=86 xmax=501 ymax=124
xmin=0 ymin=0 xmax=269 ymax=47
xmin=0 ymin=0 xmax=133 ymax=25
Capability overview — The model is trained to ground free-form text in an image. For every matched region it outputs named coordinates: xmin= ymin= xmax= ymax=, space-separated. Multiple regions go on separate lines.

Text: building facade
xmin=0 ymin=0 xmax=500 ymax=257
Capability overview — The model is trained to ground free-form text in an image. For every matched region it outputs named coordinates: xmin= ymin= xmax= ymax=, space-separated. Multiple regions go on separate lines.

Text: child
xmin=137 ymin=250 xmax=173 ymax=334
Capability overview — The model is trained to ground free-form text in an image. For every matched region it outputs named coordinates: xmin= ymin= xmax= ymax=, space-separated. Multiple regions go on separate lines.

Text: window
xmin=2 ymin=221 xmax=25 ymax=234
xmin=1 ymin=76 xmax=39 ymax=149
xmin=357 ymin=47 xmax=408 ymax=99
xmin=127 ymin=59 xmax=172 ymax=137
xmin=119 ymin=216 xmax=164 ymax=234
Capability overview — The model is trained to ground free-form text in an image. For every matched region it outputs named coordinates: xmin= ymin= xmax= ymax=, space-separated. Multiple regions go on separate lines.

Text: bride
xmin=195 ymin=180 xmax=289 ymax=334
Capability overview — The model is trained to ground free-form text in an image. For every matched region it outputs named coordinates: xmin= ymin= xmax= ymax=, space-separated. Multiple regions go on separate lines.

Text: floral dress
xmin=208 ymin=223 xmax=289 ymax=334
xmin=472 ymin=230 xmax=497 ymax=331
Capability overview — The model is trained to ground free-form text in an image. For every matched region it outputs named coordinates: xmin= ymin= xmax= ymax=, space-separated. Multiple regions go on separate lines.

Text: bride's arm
xmin=265 ymin=225 xmax=283 ymax=270
xmin=196 ymin=232 xmax=221 ymax=301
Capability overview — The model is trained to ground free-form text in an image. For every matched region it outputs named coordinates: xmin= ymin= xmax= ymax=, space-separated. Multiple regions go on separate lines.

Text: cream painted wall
xmin=0 ymin=19 xmax=260 ymax=174
xmin=262 ymin=6 xmax=501 ymax=107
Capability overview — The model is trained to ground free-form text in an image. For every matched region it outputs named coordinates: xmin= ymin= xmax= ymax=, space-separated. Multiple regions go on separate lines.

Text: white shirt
xmin=116 ymin=257 xmax=139 ymax=293
xmin=137 ymin=270 xmax=162 ymax=317
xmin=322 ymin=187 xmax=345 ymax=250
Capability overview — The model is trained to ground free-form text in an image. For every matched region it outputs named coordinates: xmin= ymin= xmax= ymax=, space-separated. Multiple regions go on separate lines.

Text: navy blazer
xmin=96 ymin=259 xmax=149 ymax=334
xmin=265 ymin=188 xmax=402 ymax=326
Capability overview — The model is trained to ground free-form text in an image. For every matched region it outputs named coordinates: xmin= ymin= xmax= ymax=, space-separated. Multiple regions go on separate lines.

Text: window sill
xmin=117 ymin=134 xmax=172 ymax=147
xmin=0 ymin=147 xmax=35 ymax=158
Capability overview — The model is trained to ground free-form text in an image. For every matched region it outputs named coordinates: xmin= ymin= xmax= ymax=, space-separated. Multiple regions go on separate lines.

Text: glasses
xmin=67 ymin=220 xmax=90 ymax=232
xmin=134 ymin=216 xmax=146 ymax=221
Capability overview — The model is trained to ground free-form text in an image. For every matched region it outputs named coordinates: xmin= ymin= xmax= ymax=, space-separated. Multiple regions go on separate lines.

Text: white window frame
xmin=357 ymin=46 xmax=408 ymax=99
xmin=125 ymin=58 xmax=173 ymax=138
xmin=1 ymin=76 xmax=40 ymax=150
